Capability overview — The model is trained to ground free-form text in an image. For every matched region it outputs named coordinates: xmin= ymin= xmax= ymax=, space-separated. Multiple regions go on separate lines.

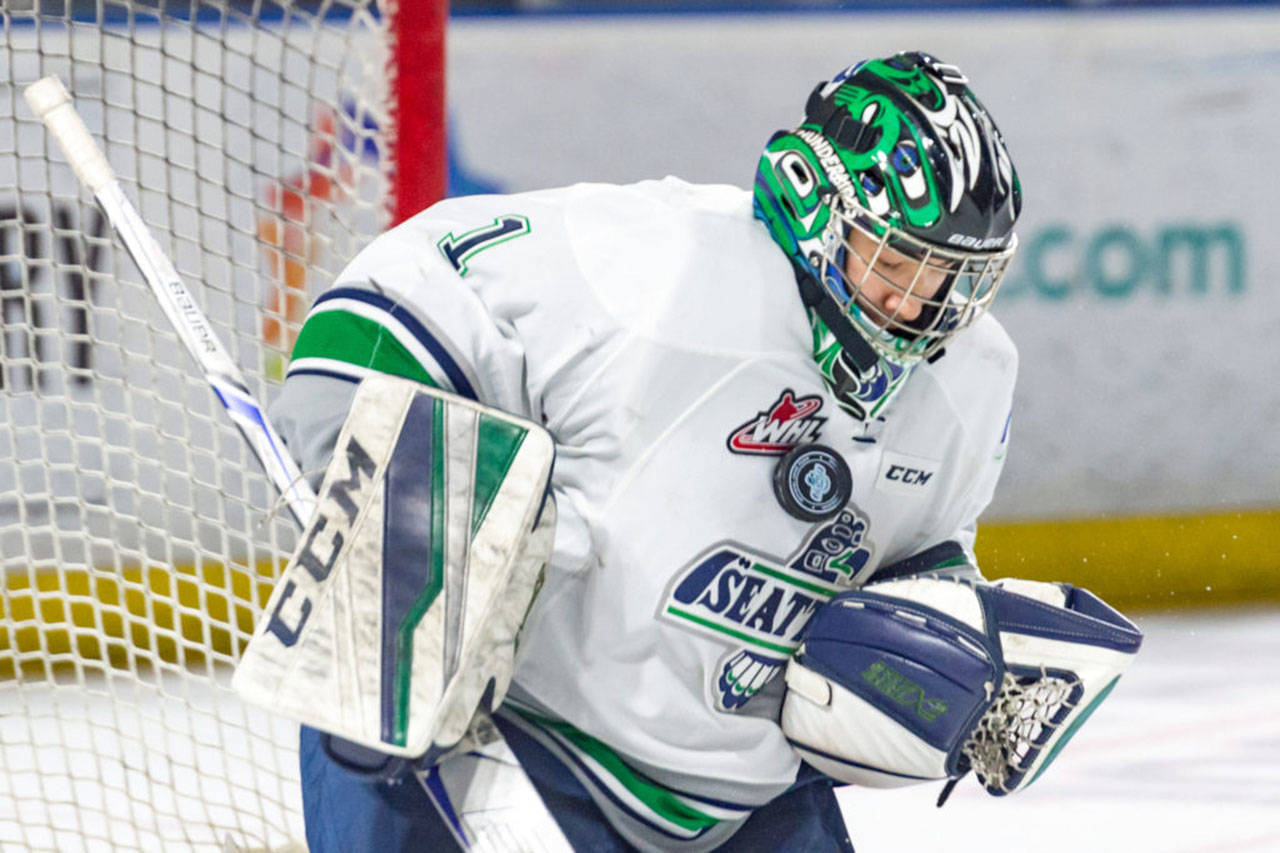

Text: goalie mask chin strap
xmin=794 ymin=266 xmax=880 ymax=374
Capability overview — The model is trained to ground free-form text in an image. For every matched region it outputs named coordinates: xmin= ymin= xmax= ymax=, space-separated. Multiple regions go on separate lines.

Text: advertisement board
xmin=448 ymin=8 xmax=1279 ymax=525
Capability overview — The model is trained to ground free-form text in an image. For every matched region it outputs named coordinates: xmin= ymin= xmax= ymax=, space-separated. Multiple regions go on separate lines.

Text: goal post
xmin=391 ymin=0 xmax=449 ymax=225
xmin=1 ymin=1 xmax=446 ymax=850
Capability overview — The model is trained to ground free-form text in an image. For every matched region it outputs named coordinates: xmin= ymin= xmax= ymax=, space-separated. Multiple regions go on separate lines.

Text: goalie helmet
xmin=753 ymin=52 xmax=1021 ymax=420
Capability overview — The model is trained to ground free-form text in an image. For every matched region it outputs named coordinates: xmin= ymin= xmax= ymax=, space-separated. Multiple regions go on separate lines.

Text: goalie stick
xmin=23 ymin=75 xmax=570 ymax=853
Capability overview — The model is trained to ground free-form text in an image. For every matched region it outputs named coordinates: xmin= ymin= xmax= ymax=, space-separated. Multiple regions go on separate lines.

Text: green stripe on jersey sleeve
xmin=290 ymin=309 xmax=442 ymax=387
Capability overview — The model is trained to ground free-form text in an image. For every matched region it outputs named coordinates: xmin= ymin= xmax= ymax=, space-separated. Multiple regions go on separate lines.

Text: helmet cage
xmin=816 ymin=191 xmax=1017 ymax=364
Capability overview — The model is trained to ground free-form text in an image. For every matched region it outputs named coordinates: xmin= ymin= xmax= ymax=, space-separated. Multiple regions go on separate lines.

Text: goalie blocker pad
xmin=782 ymin=576 xmax=1141 ymax=795
xmin=233 ymin=374 xmax=556 ymax=759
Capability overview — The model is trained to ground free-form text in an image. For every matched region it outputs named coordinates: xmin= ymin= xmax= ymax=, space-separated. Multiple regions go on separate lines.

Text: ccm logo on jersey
xmin=727 ymin=389 xmax=826 ymax=455
xmin=876 ymin=450 xmax=941 ymax=495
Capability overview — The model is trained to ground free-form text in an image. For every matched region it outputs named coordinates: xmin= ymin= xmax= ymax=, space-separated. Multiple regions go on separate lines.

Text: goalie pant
xmin=298 ymin=713 xmax=854 ymax=852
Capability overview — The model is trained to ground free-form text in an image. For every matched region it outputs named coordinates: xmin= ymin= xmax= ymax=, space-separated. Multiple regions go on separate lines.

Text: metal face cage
xmin=817 ymin=195 xmax=1018 ymax=365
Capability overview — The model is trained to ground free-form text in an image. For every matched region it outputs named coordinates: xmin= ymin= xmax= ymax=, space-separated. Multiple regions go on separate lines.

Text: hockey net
xmin=1 ymin=1 xmax=444 ymax=850
xmin=961 ymin=669 xmax=1082 ymax=795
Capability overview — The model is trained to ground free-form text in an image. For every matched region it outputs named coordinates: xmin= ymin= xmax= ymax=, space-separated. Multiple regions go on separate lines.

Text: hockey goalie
xmin=234 ymin=52 xmax=1142 ymax=851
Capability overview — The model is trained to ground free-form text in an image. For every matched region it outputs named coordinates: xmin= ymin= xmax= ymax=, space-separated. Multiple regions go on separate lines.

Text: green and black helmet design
xmin=754 ymin=52 xmax=1021 ymax=420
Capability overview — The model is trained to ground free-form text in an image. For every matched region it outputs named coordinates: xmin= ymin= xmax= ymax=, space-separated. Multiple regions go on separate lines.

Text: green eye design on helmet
xmin=754 ymin=51 xmax=1022 ymax=421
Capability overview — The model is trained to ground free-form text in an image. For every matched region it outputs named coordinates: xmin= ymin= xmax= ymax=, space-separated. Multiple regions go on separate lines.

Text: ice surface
xmin=840 ymin=607 xmax=1280 ymax=852
xmin=0 ymin=667 xmax=303 ymax=853
xmin=3 ymin=608 xmax=1274 ymax=851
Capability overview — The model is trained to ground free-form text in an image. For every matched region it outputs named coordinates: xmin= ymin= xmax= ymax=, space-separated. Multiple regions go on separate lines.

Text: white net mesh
xmin=1 ymin=1 xmax=406 ymax=849
xmin=961 ymin=669 xmax=1081 ymax=795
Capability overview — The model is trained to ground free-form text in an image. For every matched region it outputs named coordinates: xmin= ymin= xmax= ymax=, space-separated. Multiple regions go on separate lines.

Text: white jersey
xmin=273 ymin=177 xmax=1017 ymax=850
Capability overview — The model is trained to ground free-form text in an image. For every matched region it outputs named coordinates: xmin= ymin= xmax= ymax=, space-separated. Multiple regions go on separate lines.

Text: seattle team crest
xmin=726 ymin=389 xmax=826 ymax=455
xmin=658 ymin=507 xmax=874 ymax=711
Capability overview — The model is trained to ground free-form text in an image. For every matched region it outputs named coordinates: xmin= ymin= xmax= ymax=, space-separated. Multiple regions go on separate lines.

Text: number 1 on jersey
xmin=437 ymin=214 xmax=531 ymax=276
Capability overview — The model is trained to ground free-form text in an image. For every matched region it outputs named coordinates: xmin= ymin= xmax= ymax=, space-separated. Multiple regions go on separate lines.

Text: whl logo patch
xmin=727 ymin=389 xmax=826 ymax=455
